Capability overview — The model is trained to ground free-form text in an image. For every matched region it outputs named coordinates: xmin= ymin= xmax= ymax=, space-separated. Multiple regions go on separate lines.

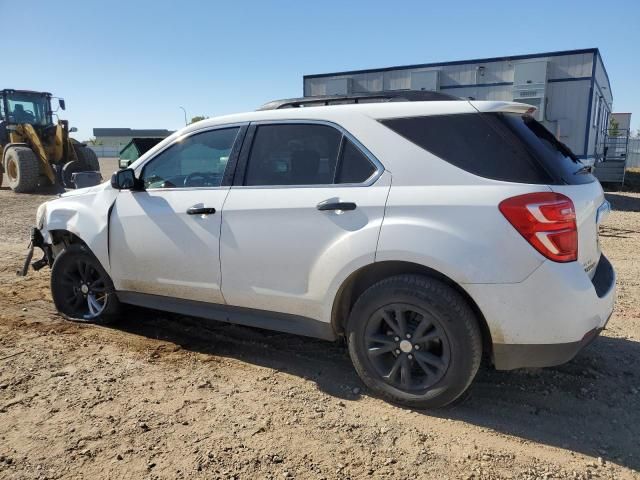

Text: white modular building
xmin=304 ymin=48 xmax=613 ymax=162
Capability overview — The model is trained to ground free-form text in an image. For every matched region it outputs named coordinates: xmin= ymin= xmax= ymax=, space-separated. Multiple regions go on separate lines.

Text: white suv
xmin=26 ymin=93 xmax=616 ymax=408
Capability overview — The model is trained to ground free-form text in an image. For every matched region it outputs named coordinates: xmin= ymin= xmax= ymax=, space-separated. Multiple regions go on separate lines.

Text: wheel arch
xmin=48 ymin=229 xmax=93 ymax=259
xmin=49 ymin=229 xmax=88 ymax=247
xmin=40 ymin=186 xmax=119 ymax=273
xmin=330 ymin=260 xmax=493 ymax=357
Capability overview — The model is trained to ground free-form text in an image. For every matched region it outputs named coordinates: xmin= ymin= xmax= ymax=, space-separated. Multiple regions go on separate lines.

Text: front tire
xmin=51 ymin=244 xmax=120 ymax=324
xmin=4 ymin=146 xmax=40 ymax=193
xmin=346 ymin=274 xmax=482 ymax=409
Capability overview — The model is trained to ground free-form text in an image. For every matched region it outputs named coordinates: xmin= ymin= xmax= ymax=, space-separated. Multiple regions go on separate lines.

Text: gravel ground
xmin=0 ymin=160 xmax=638 ymax=479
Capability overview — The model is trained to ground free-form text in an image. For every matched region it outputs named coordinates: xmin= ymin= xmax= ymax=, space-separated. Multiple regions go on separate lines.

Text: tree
xmin=190 ymin=115 xmax=208 ymax=124
xmin=608 ymin=116 xmax=620 ymax=137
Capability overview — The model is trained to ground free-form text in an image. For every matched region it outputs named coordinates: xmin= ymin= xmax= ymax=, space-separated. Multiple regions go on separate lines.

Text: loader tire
xmin=4 ymin=146 xmax=40 ymax=193
xmin=61 ymin=160 xmax=84 ymax=188
xmin=73 ymin=144 xmax=100 ymax=171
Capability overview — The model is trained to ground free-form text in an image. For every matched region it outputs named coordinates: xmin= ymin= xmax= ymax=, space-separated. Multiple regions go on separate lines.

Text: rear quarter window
xmin=381 ymin=113 xmax=594 ymax=185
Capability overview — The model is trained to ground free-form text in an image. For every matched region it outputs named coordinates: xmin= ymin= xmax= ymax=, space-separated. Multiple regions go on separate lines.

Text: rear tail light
xmin=499 ymin=192 xmax=577 ymax=262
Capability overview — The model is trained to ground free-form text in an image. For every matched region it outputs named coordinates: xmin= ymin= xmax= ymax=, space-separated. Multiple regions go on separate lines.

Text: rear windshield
xmin=381 ymin=113 xmax=595 ymax=185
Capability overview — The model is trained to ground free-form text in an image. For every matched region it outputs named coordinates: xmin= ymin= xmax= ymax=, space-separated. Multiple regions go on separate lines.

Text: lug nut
xmin=408 ymin=354 xmax=413 ymax=360
xmin=406 ymin=333 xmax=412 ymax=339
xmin=394 ymin=336 xmax=400 ymax=342
xmin=395 ymin=349 xmax=401 ymax=355
xmin=415 ymin=345 xmax=420 ymax=350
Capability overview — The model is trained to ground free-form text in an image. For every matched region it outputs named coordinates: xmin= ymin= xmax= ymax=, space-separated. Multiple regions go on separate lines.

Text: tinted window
xmin=382 ymin=114 xmax=551 ymax=184
xmin=382 ymin=113 xmax=594 ymax=185
xmin=141 ymin=128 xmax=238 ymax=189
xmin=244 ymin=124 xmax=341 ymax=186
xmin=337 ymin=139 xmax=376 ymax=183
xmin=510 ymin=114 xmax=594 ymax=185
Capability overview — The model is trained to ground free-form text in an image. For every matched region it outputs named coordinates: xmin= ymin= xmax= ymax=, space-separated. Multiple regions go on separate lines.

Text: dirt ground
xmin=0 ymin=159 xmax=638 ymax=479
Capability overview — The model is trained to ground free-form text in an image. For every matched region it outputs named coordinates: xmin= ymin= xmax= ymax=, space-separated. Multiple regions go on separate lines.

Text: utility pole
xmin=179 ymin=106 xmax=188 ymax=126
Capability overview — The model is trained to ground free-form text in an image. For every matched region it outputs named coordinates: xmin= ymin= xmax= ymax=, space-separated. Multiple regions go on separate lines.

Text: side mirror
xmin=59 ymin=98 xmax=66 ymax=110
xmin=111 ymin=168 xmax=140 ymax=190
xmin=69 ymin=127 xmax=78 ymax=133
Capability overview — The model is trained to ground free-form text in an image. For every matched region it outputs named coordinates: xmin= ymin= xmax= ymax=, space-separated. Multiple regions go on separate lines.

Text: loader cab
xmin=0 ymin=89 xmax=55 ymax=128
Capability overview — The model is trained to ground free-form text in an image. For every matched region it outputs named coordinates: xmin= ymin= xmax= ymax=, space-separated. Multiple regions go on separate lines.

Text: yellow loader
xmin=0 ymin=89 xmax=100 ymax=192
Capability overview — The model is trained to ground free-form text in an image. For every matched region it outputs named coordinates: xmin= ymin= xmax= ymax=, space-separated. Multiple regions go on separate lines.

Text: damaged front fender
xmin=21 ymin=182 xmax=119 ymax=276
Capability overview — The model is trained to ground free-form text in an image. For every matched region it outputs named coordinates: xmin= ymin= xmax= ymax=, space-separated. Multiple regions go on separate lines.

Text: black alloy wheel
xmin=364 ymin=303 xmax=451 ymax=392
xmin=51 ymin=244 xmax=120 ymax=323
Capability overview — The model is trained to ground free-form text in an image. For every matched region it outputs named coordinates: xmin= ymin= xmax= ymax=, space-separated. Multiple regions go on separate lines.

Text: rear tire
xmin=51 ymin=244 xmax=120 ymax=324
xmin=4 ymin=146 xmax=40 ymax=193
xmin=346 ymin=274 xmax=482 ymax=409
xmin=73 ymin=144 xmax=99 ymax=171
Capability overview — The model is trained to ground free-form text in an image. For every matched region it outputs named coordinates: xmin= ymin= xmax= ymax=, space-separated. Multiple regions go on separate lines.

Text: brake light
xmin=499 ymin=192 xmax=577 ymax=262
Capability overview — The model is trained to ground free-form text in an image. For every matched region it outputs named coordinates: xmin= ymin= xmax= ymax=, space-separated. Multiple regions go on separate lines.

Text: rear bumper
xmin=464 ymin=254 xmax=616 ymax=370
xmin=492 ymin=324 xmax=608 ymax=370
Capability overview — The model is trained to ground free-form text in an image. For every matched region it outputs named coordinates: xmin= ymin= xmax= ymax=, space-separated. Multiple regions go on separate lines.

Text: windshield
xmin=3 ymin=92 xmax=53 ymax=127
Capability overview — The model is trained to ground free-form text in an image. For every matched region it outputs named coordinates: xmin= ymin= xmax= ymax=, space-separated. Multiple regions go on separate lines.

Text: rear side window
xmin=243 ymin=124 xmax=378 ymax=186
xmin=381 ymin=113 xmax=594 ymax=185
xmin=336 ymin=139 xmax=376 ymax=183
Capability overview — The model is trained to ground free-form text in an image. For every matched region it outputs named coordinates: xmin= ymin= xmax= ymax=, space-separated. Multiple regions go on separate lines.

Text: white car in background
xmin=25 ymin=92 xmax=615 ymax=408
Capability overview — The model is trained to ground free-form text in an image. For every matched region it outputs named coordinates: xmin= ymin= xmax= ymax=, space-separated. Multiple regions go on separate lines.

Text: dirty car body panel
xmin=27 ymin=99 xmax=616 ymax=385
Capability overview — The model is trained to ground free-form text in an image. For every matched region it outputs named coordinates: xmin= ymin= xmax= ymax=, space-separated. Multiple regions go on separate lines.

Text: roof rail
xmin=257 ymin=91 xmax=458 ymax=110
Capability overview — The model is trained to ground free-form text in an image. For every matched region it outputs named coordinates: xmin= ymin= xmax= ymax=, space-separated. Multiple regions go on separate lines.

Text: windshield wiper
xmin=523 ymin=116 xmax=580 ymax=163
xmin=573 ymin=164 xmax=593 ymax=175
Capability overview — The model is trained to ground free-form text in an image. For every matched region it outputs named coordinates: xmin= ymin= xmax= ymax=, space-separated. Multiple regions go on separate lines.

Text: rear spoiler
xmin=468 ymin=101 xmax=537 ymax=115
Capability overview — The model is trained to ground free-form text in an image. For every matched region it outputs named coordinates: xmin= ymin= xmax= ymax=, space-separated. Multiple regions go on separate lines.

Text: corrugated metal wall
xmin=588 ymin=55 xmax=614 ymax=159
xmin=304 ymin=51 xmax=611 ymax=158
xmin=627 ymin=138 xmax=640 ymax=168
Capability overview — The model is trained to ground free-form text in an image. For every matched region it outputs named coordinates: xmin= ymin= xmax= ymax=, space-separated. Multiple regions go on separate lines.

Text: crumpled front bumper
xmin=17 ymin=227 xmax=52 ymax=277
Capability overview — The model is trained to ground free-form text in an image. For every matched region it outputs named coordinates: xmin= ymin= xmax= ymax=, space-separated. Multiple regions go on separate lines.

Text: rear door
xmin=220 ymin=121 xmax=390 ymax=321
xmin=109 ymin=125 xmax=245 ymax=302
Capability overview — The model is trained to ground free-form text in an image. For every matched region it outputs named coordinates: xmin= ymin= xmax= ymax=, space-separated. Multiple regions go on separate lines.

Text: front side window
xmin=141 ymin=127 xmax=239 ymax=189
xmin=243 ymin=123 xmax=378 ymax=186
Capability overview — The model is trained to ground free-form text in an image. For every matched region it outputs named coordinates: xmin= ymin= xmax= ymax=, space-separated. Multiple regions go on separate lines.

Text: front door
xmin=109 ymin=126 xmax=242 ymax=303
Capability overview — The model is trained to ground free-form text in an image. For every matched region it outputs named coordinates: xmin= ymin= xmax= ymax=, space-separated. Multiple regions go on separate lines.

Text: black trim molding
xmin=493 ymin=326 xmax=605 ymax=370
xmin=116 ymin=291 xmax=337 ymax=341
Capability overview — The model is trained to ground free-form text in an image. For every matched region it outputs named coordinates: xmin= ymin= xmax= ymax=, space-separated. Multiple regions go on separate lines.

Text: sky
xmin=3 ymin=0 xmax=639 ymax=141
